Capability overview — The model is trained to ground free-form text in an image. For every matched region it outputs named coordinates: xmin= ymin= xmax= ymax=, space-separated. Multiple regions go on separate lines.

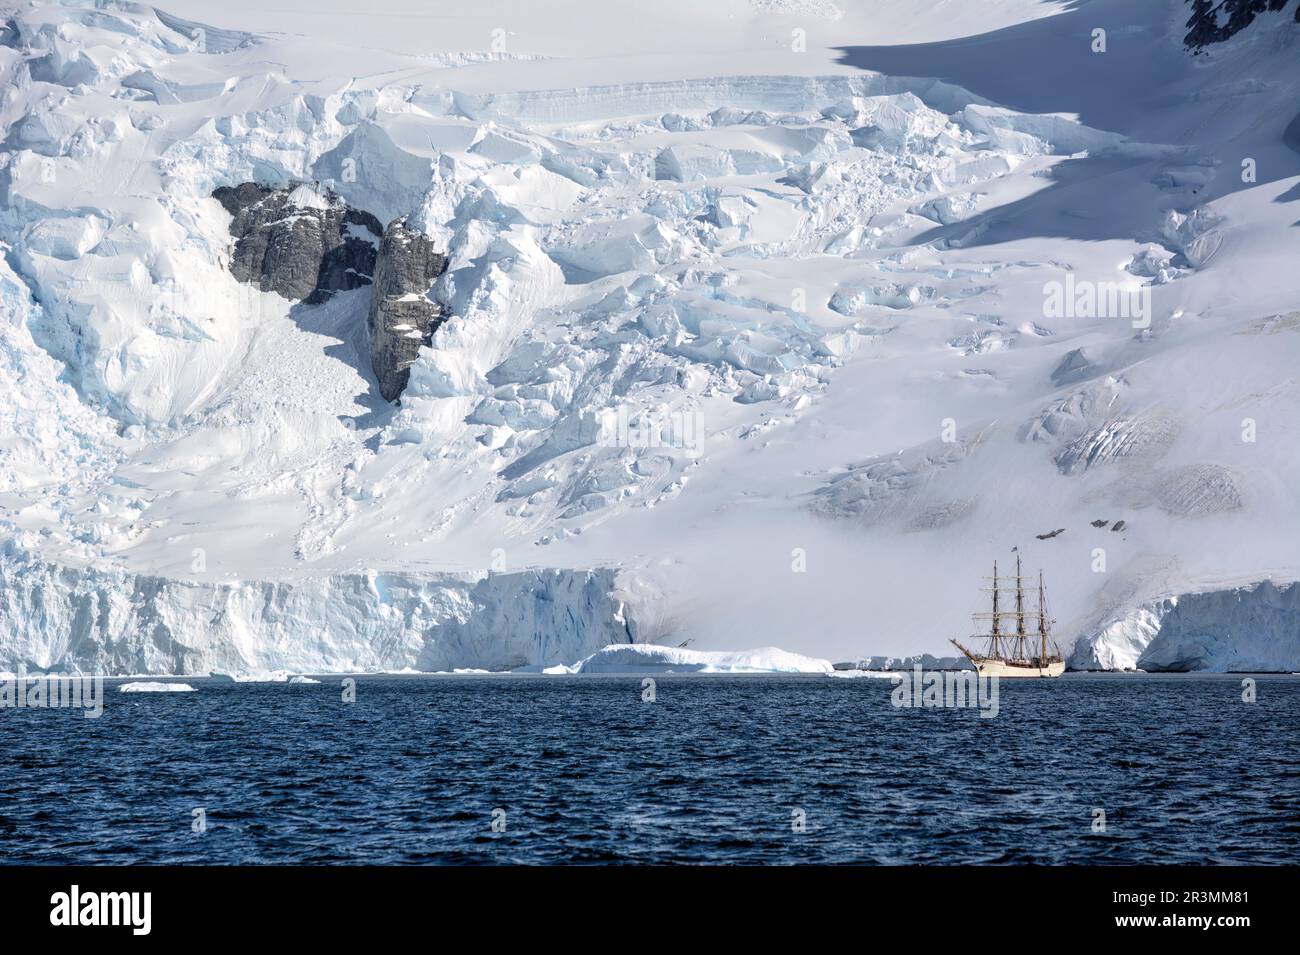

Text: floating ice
xmin=561 ymin=644 xmax=835 ymax=674
xmin=120 ymin=682 xmax=197 ymax=693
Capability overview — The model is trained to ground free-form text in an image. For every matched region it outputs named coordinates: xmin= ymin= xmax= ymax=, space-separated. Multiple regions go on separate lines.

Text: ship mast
xmin=989 ymin=560 xmax=1000 ymax=658
xmin=1014 ymin=553 xmax=1026 ymax=661
xmin=1038 ymin=570 xmax=1048 ymax=663
xmin=955 ymin=559 xmax=1061 ymax=669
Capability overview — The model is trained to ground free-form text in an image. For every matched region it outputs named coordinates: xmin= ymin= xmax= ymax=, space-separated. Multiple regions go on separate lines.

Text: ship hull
xmin=971 ymin=659 xmax=1065 ymax=679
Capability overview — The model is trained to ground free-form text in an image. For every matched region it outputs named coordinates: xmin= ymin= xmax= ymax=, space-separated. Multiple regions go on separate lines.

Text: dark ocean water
xmin=1 ymin=673 xmax=1296 ymax=864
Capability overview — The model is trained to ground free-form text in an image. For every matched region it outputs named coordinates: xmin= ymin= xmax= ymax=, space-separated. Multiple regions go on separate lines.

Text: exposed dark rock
xmin=1036 ymin=528 xmax=1066 ymax=540
xmin=1091 ymin=519 xmax=1110 ymax=528
xmin=213 ymin=181 xmax=383 ymax=305
xmin=1184 ymin=0 xmax=1293 ymax=49
xmin=1112 ymin=520 xmax=1127 ymax=532
xmin=1050 ymin=348 xmax=1093 ymax=388
xmin=213 ymin=182 xmax=450 ymax=402
xmin=366 ymin=218 xmax=448 ymax=402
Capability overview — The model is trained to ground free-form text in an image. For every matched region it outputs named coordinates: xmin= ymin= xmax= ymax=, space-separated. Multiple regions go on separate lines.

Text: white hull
xmin=972 ymin=659 xmax=1065 ymax=678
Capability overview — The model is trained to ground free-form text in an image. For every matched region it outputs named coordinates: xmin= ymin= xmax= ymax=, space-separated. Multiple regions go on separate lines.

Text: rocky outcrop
xmin=214 ymin=183 xmax=449 ymax=401
xmin=213 ymin=181 xmax=383 ymax=304
xmin=1184 ymin=0 xmax=1297 ymax=49
xmin=1050 ymin=348 xmax=1094 ymax=388
xmin=366 ymin=218 xmax=447 ymax=401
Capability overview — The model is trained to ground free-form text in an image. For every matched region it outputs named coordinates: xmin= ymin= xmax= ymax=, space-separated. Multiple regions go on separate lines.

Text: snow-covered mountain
xmin=1 ymin=0 xmax=1299 ymax=673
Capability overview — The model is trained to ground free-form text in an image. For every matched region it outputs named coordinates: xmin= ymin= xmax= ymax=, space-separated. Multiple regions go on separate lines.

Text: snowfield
xmin=1 ymin=0 xmax=1299 ymax=673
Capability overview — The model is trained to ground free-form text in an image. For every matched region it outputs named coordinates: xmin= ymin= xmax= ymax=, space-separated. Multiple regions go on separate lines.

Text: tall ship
xmin=951 ymin=554 xmax=1065 ymax=678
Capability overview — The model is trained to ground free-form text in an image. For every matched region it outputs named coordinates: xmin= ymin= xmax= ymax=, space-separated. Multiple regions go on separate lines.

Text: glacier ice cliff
xmin=1067 ymin=607 xmax=1165 ymax=671
xmin=1069 ymin=580 xmax=1300 ymax=672
xmin=0 ymin=542 xmax=634 ymax=675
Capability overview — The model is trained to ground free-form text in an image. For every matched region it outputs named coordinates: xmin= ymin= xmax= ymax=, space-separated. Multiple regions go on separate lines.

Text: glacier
xmin=1071 ymin=580 xmax=1300 ymax=673
xmin=0 ymin=540 xmax=632 ymax=674
xmin=1 ymin=0 xmax=1299 ymax=673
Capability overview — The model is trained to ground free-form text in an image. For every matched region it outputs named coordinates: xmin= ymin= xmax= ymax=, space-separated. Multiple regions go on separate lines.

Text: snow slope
xmin=1 ymin=0 xmax=1299 ymax=672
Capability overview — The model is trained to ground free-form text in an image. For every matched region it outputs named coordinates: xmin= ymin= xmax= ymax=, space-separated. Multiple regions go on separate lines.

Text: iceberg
xmin=120 ymin=682 xmax=197 ymax=693
xmin=558 ymin=644 xmax=835 ymax=674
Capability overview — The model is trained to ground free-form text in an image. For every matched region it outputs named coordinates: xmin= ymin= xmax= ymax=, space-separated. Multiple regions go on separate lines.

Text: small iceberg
xmin=120 ymin=682 xmax=196 ymax=693
xmin=207 ymin=670 xmax=316 ymax=683
xmin=551 ymin=644 xmax=835 ymax=674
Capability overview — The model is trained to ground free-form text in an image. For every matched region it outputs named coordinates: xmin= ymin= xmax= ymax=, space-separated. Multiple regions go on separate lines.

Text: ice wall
xmin=1070 ymin=580 xmax=1300 ymax=672
xmin=0 ymin=542 xmax=633 ymax=674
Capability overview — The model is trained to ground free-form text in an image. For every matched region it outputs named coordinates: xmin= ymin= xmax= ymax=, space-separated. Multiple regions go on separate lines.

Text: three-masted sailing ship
xmin=951 ymin=554 xmax=1065 ymax=678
